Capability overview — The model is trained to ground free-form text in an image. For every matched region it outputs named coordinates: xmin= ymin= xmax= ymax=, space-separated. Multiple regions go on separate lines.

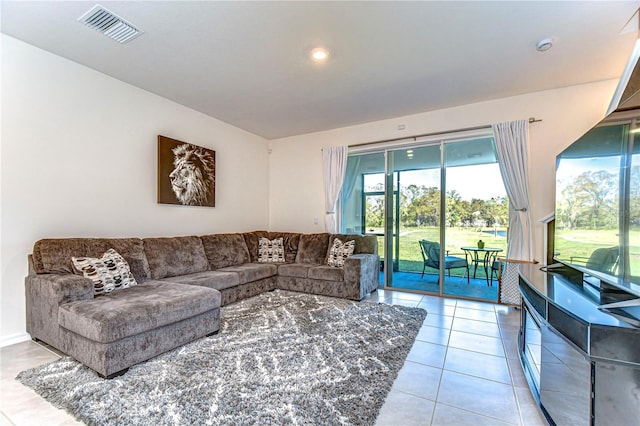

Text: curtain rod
xmin=348 ymin=116 xmax=542 ymax=148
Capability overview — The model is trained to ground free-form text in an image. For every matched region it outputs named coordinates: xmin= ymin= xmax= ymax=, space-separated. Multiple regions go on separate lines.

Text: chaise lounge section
xmin=25 ymin=231 xmax=378 ymax=377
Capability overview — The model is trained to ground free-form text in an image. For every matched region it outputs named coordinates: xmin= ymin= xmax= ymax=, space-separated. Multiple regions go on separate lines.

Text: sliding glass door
xmin=386 ymin=145 xmax=442 ymax=291
xmin=442 ymin=138 xmax=507 ymax=300
xmin=341 ymin=132 xmax=507 ymax=301
xmin=342 ymin=152 xmax=385 ymax=286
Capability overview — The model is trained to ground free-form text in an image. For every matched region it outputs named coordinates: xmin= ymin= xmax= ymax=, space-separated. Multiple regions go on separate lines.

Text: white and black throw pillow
xmin=258 ymin=237 xmax=285 ymax=263
xmin=327 ymin=238 xmax=355 ymax=268
xmin=72 ymin=248 xmax=138 ymax=295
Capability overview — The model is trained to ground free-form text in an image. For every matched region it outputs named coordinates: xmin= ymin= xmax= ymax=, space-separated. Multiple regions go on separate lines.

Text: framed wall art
xmin=157 ymin=135 xmax=215 ymax=207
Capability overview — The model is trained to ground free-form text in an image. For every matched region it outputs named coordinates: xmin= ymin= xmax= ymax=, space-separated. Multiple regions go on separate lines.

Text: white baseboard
xmin=0 ymin=332 xmax=31 ymax=348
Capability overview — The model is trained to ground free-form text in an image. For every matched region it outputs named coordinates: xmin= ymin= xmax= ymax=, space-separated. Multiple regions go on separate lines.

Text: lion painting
xmin=158 ymin=136 xmax=216 ymax=207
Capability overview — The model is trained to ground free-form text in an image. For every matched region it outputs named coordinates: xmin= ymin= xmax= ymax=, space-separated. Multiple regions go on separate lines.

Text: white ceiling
xmin=2 ymin=1 xmax=639 ymax=140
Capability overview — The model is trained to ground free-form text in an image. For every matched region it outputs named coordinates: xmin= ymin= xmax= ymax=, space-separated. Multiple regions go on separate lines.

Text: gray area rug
xmin=17 ymin=289 xmax=426 ymax=425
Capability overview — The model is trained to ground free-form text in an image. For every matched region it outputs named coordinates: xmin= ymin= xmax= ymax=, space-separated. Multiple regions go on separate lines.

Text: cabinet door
xmin=595 ymin=362 xmax=640 ymax=425
xmin=540 ymin=325 xmax=592 ymax=425
xmin=521 ymin=304 xmax=542 ymax=393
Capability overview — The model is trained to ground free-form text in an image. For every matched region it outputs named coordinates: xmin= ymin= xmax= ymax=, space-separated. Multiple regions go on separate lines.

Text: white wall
xmin=0 ymin=36 xmax=270 ymax=344
xmin=268 ymin=79 xmax=619 ymax=266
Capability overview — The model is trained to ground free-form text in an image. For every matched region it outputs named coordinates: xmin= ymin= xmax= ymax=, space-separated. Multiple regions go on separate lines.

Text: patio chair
xmin=490 ymin=253 xmax=503 ymax=286
xmin=419 ymin=240 xmax=469 ymax=283
xmin=583 ymin=247 xmax=619 ymax=275
xmin=569 ymin=247 xmax=619 ymax=274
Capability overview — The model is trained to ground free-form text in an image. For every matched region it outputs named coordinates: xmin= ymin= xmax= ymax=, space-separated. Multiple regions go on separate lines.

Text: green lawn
xmin=555 ymin=229 xmax=640 ymax=276
xmin=371 ymin=227 xmax=639 ymax=278
xmin=374 ymin=226 xmax=508 ymax=276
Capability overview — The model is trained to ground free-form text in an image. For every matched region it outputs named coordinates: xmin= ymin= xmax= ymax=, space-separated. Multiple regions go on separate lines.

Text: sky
xmin=555 ymin=156 xmax=620 ymax=191
xmin=365 ymin=163 xmax=507 ymax=201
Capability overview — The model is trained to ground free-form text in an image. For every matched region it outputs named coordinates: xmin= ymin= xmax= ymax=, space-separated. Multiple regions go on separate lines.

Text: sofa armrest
xmin=26 ymin=273 xmax=95 ymax=305
xmin=344 ymin=253 xmax=379 ymax=300
xmin=25 ymin=273 xmax=94 ymax=349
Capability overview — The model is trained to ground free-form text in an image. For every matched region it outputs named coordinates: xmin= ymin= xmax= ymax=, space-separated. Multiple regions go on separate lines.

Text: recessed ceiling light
xmin=311 ymin=47 xmax=329 ymax=62
xmin=536 ymin=38 xmax=553 ymax=52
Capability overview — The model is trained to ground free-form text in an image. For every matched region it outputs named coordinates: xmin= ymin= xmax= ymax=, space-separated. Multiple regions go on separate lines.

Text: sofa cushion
xmin=32 ymin=238 xmax=151 ymax=282
xmin=161 ymin=271 xmax=240 ymax=291
xmin=258 ymin=237 xmax=285 ymax=263
xmin=326 ymin=238 xmax=355 ymax=268
xmin=266 ymin=232 xmax=301 ymax=263
xmin=295 ymin=233 xmax=330 ymax=264
xmin=58 ymin=281 xmax=220 ymax=344
xmin=200 ymin=233 xmax=250 ymax=269
xmin=217 ymin=263 xmax=277 ymax=284
xmin=308 ymin=265 xmax=345 ymax=281
xmin=72 ymin=249 xmax=138 ymax=295
xmin=329 ymin=234 xmax=378 ymax=255
xmin=242 ymin=231 xmax=270 ymax=263
xmin=143 ymin=236 xmax=209 ymax=279
xmin=277 ymin=263 xmax=315 ymax=278
xmin=245 ymin=232 xmax=301 ymax=263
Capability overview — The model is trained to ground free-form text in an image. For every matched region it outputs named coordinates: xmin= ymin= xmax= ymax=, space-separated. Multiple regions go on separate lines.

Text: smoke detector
xmin=78 ymin=4 xmax=143 ymax=44
xmin=536 ymin=38 xmax=553 ymax=52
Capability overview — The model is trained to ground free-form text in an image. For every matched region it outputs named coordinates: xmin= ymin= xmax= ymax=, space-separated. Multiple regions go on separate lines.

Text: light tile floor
xmin=0 ymin=289 xmax=547 ymax=425
xmin=369 ymin=289 xmax=547 ymax=426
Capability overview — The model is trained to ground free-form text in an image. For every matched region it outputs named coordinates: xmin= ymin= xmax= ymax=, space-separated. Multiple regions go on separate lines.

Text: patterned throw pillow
xmin=258 ymin=237 xmax=285 ymax=263
xmin=327 ymin=238 xmax=355 ymax=268
xmin=72 ymin=248 xmax=138 ymax=295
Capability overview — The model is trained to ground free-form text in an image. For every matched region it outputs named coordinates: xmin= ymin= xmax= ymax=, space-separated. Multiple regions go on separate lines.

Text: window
xmin=341 ymin=132 xmax=508 ymax=301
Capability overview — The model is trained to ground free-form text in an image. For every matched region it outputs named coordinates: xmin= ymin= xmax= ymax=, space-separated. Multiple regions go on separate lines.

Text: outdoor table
xmin=460 ymin=247 xmax=503 ymax=284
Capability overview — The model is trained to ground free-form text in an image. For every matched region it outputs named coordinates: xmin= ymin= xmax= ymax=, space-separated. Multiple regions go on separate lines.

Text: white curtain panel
xmin=493 ymin=120 xmax=532 ymax=305
xmin=492 ymin=119 xmax=533 ymax=261
xmin=322 ymin=146 xmax=348 ymax=233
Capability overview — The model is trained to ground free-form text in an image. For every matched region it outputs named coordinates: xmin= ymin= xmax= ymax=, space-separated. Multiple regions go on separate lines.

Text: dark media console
xmin=518 ymin=264 xmax=640 ymax=425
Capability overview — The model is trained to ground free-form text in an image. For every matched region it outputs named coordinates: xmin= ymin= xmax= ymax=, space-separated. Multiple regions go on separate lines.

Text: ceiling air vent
xmin=78 ymin=4 xmax=143 ymax=44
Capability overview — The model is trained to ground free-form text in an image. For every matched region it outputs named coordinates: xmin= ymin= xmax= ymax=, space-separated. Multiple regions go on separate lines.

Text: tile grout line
xmin=502 ymin=333 xmax=529 ymax=426
xmin=498 ymin=304 xmax=529 ymax=426
xmin=434 ymin=401 xmax=521 ymax=426
xmin=427 ymin=300 xmax=456 ymax=425
xmin=0 ymin=410 xmax=16 ymax=426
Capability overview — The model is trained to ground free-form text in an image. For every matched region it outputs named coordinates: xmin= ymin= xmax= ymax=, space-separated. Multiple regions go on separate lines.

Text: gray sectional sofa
xmin=25 ymin=231 xmax=378 ymax=377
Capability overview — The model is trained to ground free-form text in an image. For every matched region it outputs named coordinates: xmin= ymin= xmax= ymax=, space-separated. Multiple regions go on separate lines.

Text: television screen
xmin=554 ymin=114 xmax=640 ymax=298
